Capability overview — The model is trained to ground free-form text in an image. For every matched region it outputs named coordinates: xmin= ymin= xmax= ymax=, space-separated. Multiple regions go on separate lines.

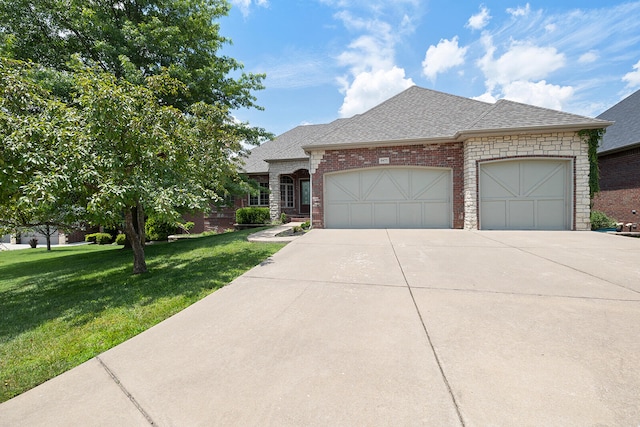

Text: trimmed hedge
xmin=85 ymin=232 xmax=113 ymax=245
xmin=236 ymin=207 xmax=270 ymax=224
xmin=115 ymin=234 xmax=127 ymax=245
xmin=145 ymin=217 xmax=177 ymax=241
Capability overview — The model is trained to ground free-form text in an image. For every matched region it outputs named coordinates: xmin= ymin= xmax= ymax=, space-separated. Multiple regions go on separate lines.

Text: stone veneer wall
xmin=268 ymin=159 xmax=310 ymax=221
xmin=309 ymin=143 xmax=465 ymax=229
xmin=463 ymin=132 xmax=590 ymax=230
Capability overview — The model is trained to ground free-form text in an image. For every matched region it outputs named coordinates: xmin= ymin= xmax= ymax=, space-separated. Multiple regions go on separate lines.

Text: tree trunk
xmin=45 ymin=224 xmax=52 ymax=251
xmin=124 ymin=202 xmax=147 ymax=274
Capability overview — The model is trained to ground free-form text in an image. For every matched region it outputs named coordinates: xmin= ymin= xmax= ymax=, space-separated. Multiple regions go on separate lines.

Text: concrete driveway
xmin=2 ymin=230 xmax=640 ymax=426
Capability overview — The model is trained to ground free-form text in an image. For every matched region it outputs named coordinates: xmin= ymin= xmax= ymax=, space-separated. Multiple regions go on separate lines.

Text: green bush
xmin=280 ymin=213 xmax=288 ymax=224
xmin=301 ymin=220 xmax=310 ymax=230
xmin=115 ymin=234 xmax=127 ymax=245
xmin=590 ymin=210 xmax=617 ymax=230
xmin=145 ymin=217 xmax=177 ymax=241
xmin=236 ymin=207 xmax=270 ymax=224
xmin=85 ymin=232 xmax=113 ymax=245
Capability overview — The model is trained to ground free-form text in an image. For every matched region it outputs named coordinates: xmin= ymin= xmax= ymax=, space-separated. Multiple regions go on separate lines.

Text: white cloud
xmin=422 ymin=36 xmax=468 ymax=81
xmin=260 ymin=55 xmax=334 ymax=89
xmin=622 ymin=60 xmax=640 ymax=88
xmin=467 ymin=6 xmax=491 ymax=30
xmin=578 ymin=51 xmax=599 ymax=64
xmin=501 ymin=80 xmax=574 ymax=110
xmin=507 ymin=3 xmax=530 ymax=17
xmin=339 ymin=67 xmax=414 ymax=117
xmin=337 ymin=34 xmax=395 ymax=74
xmin=330 ymin=1 xmax=419 ymax=117
xmin=478 ymin=37 xmax=566 ymax=91
xmin=230 ymin=0 xmax=268 ymax=17
xmin=473 ymin=92 xmax=497 ymax=104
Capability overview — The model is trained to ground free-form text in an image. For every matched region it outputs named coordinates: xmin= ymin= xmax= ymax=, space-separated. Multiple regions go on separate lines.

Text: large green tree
xmin=1 ymin=59 xmax=266 ymax=273
xmin=0 ymin=0 xmax=263 ymax=110
xmin=0 ymin=0 xmax=270 ymax=273
xmin=0 ymin=60 xmax=85 ymax=251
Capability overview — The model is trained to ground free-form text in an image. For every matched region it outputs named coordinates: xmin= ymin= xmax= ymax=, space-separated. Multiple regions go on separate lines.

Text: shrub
xmin=236 ymin=207 xmax=270 ymax=224
xmin=85 ymin=232 xmax=113 ymax=245
xmin=280 ymin=213 xmax=288 ymax=224
xmin=590 ymin=210 xmax=617 ymax=230
xmin=145 ymin=217 xmax=177 ymax=241
xmin=301 ymin=220 xmax=310 ymax=230
xmin=115 ymin=234 xmax=127 ymax=245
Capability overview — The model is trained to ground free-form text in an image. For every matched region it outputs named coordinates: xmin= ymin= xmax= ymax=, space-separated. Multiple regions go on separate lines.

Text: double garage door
xmin=323 ymin=159 xmax=571 ymax=230
xmin=479 ymin=159 xmax=571 ymax=230
xmin=324 ymin=167 xmax=452 ymax=228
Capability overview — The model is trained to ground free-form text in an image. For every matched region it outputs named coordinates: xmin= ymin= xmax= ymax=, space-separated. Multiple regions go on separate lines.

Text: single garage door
xmin=325 ymin=167 xmax=452 ymax=228
xmin=21 ymin=231 xmax=59 ymax=245
xmin=479 ymin=159 xmax=571 ymax=230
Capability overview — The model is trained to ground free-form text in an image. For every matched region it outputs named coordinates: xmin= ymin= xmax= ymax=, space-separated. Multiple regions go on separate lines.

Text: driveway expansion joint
xmin=385 ymin=230 xmax=466 ymax=427
xmin=476 ymin=233 xmax=640 ymax=296
xmin=96 ymin=356 xmax=156 ymax=426
xmin=407 ymin=286 xmax=640 ymax=302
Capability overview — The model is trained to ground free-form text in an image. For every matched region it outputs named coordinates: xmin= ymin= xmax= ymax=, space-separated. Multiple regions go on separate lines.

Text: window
xmin=249 ymin=182 xmax=269 ymax=206
xmin=280 ymin=176 xmax=294 ymax=208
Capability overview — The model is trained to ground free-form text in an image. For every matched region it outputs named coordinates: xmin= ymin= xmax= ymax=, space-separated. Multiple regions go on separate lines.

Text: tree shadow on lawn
xmin=0 ymin=230 xmax=284 ymax=342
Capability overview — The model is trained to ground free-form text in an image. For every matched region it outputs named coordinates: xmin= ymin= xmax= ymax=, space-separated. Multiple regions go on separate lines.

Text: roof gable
xmin=312 ymin=86 xmax=492 ymax=147
xmin=597 ymin=89 xmax=640 ymax=153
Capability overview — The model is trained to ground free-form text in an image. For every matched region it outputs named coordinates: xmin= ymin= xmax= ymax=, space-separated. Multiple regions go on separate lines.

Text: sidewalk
xmin=246 ymin=222 xmax=305 ymax=243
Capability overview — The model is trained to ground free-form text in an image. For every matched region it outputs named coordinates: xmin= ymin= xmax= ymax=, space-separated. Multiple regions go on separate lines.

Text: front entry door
xmin=300 ymin=180 xmax=310 ymax=214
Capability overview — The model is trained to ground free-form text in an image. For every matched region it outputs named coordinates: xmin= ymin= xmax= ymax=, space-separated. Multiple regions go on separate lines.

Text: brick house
xmin=592 ymin=89 xmax=640 ymax=226
xmin=201 ymin=86 xmax=610 ymax=231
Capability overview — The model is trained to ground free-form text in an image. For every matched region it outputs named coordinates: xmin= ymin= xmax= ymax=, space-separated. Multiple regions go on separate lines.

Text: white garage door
xmin=325 ymin=167 xmax=452 ymax=228
xmin=20 ymin=231 xmax=59 ymax=245
xmin=479 ymin=159 xmax=571 ymax=230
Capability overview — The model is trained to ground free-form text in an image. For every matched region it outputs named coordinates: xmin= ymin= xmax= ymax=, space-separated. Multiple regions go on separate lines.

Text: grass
xmin=0 ymin=228 xmax=285 ymax=403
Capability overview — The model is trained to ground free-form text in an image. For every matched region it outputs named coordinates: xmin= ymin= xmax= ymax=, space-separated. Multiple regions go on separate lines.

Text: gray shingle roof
xmin=464 ymin=99 xmax=612 ymax=134
xmin=304 ymin=86 xmax=609 ymax=149
xmin=241 ymin=119 xmax=348 ymax=173
xmin=243 ymin=85 xmax=612 ymax=168
xmin=597 ymin=89 xmax=640 ymax=154
xmin=308 ymin=86 xmax=492 ymax=147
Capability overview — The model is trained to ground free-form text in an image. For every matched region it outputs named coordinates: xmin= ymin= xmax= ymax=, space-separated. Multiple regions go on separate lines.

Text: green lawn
xmin=0 ymin=229 xmax=285 ymax=403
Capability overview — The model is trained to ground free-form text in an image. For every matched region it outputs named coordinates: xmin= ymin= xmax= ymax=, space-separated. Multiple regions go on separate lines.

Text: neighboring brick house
xmin=592 ymin=90 xmax=640 ymax=226
xmin=202 ymin=86 xmax=610 ymax=231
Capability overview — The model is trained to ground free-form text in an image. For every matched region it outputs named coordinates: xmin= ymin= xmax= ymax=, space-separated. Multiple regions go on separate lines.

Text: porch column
xmin=268 ymin=170 xmax=281 ymax=222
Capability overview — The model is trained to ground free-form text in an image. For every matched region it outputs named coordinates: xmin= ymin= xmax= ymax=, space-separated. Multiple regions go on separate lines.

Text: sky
xmin=220 ymin=1 xmax=640 ymax=137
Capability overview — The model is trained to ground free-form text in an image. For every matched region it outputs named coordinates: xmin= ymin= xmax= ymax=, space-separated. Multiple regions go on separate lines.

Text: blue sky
xmin=221 ymin=1 xmax=640 ymax=137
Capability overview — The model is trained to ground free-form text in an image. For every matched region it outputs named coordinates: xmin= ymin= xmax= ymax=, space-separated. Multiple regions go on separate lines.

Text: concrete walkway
xmin=246 ymin=222 xmax=306 ymax=243
xmin=1 ymin=230 xmax=640 ymax=426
